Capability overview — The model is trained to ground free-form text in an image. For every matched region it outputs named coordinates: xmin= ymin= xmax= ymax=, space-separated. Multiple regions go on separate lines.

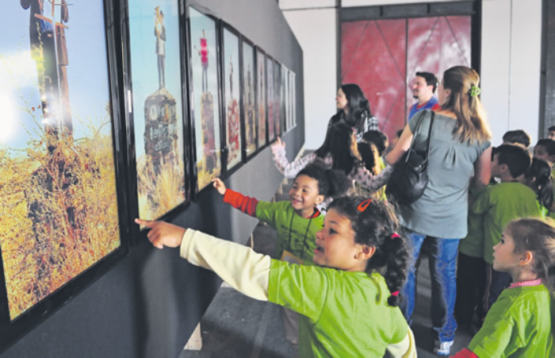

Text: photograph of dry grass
xmin=1 ymin=1 xmax=122 ymax=320
xmin=0 ymin=120 xmax=121 ymax=320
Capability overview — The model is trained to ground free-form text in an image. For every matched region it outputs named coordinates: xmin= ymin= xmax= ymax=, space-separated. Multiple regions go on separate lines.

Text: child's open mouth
xmin=315 ymin=244 xmax=324 ymax=254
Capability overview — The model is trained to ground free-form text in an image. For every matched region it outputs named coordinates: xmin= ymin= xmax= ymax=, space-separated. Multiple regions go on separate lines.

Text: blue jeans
xmin=400 ymin=232 xmax=460 ymax=343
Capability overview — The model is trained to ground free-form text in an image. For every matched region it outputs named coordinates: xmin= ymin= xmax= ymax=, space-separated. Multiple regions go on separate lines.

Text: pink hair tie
xmin=391 ymin=233 xmax=401 ymax=240
xmin=391 ymin=291 xmax=399 ymax=297
xmin=357 ymin=199 xmax=372 ymax=212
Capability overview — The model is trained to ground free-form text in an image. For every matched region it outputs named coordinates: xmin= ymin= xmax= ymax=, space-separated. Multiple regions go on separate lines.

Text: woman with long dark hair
xmin=329 ymin=84 xmax=379 ymax=142
xmin=385 ymin=66 xmax=492 ymax=355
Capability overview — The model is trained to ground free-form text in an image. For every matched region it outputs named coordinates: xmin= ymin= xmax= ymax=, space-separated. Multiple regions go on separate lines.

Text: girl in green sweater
xmin=212 ymin=163 xmax=350 ymax=347
xmin=452 ymin=218 xmax=554 ymax=357
xmin=136 ymin=196 xmax=416 ymax=357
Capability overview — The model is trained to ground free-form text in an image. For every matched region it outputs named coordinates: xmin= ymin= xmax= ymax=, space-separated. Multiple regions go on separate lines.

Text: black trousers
xmin=455 ymin=253 xmax=486 ymax=326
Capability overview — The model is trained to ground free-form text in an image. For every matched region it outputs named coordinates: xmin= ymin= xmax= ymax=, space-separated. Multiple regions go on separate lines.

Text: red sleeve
xmin=432 ymin=103 xmax=441 ymax=111
xmin=223 ymin=189 xmax=259 ymax=217
xmin=450 ymin=348 xmax=478 ymax=358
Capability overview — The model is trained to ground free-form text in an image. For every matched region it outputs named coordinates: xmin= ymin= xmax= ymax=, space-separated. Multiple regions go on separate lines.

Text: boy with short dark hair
xmin=502 ymin=129 xmax=531 ymax=148
xmin=471 ymin=144 xmax=540 ymax=314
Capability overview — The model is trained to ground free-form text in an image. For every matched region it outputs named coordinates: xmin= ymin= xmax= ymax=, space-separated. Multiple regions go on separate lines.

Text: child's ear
xmin=315 ymin=194 xmax=325 ymax=205
xmin=356 ymin=245 xmax=376 ymax=260
xmin=519 ymin=251 xmax=534 ymax=266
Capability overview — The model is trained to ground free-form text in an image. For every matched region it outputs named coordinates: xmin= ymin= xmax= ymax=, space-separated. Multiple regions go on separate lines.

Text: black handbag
xmin=386 ymin=111 xmax=435 ymax=205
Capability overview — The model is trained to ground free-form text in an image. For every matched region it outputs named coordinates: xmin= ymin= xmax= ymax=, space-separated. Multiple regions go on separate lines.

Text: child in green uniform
xmin=452 ymin=218 xmax=554 ymax=357
xmin=211 ymin=163 xmax=350 ymax=347
xmin=471 ymin=144 xmax=540 ymax=314
xmin=533 ymin=139 xmax=555 ymax=220
xmin=136 ymin=196 xmax=416 ymax=357
xmin=523 ymin=158 xmax=554 ymax=219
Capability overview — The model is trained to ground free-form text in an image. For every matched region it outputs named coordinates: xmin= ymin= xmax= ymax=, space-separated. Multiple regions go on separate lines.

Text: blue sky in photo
xmin=189 ymin=6 xmax=221 ymax=159
xmin=128 ymin=0 xmax=185 ymax=159
xmin=222 ymin=28 xmax=240 ymax=112
xmin=1 ymin=2 xmax=113 ymax=152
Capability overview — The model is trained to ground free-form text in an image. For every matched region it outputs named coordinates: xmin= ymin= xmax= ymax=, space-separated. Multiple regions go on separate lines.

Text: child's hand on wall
xmin=135 ymin=219 xmax=186 ymax=249
xmin=212 ymin=178 xmax=227 ymax=196
xmin=272 ymin=137 xmax=285 ymax=150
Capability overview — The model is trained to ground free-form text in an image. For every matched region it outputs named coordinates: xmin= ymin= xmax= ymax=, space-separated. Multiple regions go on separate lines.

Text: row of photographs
xmin=0 ymin=0 xmax=297 ymax=352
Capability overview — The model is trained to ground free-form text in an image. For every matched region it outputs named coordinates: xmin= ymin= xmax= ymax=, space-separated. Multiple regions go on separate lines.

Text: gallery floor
xmin=180 ymin=179 xmax=474 ymax=358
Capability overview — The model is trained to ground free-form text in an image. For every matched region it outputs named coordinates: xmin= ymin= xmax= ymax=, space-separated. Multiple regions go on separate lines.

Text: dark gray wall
xmin=0 ymin=0 xmax=304 ymax=357
xmin=540 ymin=0 xmax=555 ymax=135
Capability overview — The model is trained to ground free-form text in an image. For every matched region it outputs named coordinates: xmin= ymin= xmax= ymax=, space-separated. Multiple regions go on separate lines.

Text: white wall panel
xmin=283 ymin=8 xmax=338 ymax=149
xmin=508 ymin=0 xmax=542 ymax=144
xmin=343 ymin=0 xmax=462 ymax=7
xmin=481 ymin=0 xmax=511 ymax=145
xmin=280 ymin=0 xmax=336 ymax=10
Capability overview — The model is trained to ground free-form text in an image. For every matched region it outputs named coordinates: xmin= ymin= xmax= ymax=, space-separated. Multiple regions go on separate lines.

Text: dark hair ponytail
xmin=297 ymin=162 xmax=351 ymax=199
xmin=368 ymin=234 xmax=410 ymax=306
xmin=525 ymin=158 xmax=554 ymax=210
xmin=327 ymin=196 xmax=410 ymax=306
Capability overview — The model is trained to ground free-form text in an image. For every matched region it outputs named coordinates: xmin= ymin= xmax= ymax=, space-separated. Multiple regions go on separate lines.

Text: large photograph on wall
xmin=188 ymin=6 xmax=222 ymax=191
xmin=126 ymin=0 xmax=188 ymax=222
xmin=281 ymin=65 xmax=291 ymax=132
xmin=256 ymin=48 xmax=267 ymax=148
xmin=266 ymin=55 xmax=275 ymax=142
xmin=221 ymin=24 xmax=242 ymax=172
xmin=241 ymin=38 xmax=257 ymax=158
xmin=281 ymin=64 xmax=289 ymax=132
xmin=274 ymin=60 xmax=282 ymax=136
xmin=290 ymin=70 xmax=297 ymax=129
xmin=0 ymin=0 xmax=128 ymax=349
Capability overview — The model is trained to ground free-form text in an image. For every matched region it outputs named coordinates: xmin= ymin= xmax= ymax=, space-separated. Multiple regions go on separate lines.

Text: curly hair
xmin=327 ymin=196 xmax=410 ymax=306
xmin=297 ymin=162 xmax=351 ymax=199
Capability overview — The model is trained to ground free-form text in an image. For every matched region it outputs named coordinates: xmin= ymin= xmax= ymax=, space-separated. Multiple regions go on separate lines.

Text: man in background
xmin=408 ymin=71 xmax=440 ymax=121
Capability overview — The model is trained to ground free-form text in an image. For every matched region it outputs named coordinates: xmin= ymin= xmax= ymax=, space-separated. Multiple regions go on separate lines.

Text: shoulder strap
xmin=423 ymin=111 xmax=435 ymax=159
xmin=404 ymin=111 xmax=429 ymax=162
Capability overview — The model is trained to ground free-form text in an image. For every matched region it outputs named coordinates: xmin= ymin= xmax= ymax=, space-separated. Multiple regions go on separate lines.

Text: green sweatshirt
xmin=471 ymin=182 xmax=540 ymax=264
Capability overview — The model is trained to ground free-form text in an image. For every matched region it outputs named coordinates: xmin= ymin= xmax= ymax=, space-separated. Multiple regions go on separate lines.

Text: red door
xmin=342 ymin=16 xmax=471 ymax=140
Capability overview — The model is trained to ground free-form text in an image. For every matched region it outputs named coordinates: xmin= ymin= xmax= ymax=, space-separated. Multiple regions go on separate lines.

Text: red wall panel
xmin=341 ymin=16 xmax=471 ymax=141
xmin=342 ymin=19 xmax=406 ymax=140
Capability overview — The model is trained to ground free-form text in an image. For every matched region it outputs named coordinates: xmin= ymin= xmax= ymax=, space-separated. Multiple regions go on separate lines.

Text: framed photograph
xmin=266 ymin=55 xmax=276 ymax=142
xmin=220 ymin=22 xmax=242 ymax=174
xmin=287 ymin=68 xmax=294 ymax=131
xmin=122 ymin=0 xmax=191 ymax=233
xmin=187 ymin=6 xmax=222 ymax=192
xmin=281 ymin=64 xmax=289 ymax=132
xmin=289 ymin=71 xmax=297 ymax=128
xmin=255 ymin=47 xmax=267 ymax=149
xmin=241 ymin=37 xmax=257 ymax=159
xmin=0 ymin=0 xmax=129 ymax=352
xmin=273 ymin=60 xmax=282 ymax=136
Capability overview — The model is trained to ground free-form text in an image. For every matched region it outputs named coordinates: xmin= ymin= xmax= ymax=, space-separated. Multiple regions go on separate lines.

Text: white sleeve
xmin=272 ymin=146 xmax=316 ymax=179
xmin=180 ymin=229 xmax=271 ymax=301
xmin=386 ymin=328 xmax=416 ymax=358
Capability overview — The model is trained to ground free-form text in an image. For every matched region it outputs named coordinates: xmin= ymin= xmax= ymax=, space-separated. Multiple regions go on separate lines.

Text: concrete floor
xmin=181 ymin=181 xmax=474 ymax=358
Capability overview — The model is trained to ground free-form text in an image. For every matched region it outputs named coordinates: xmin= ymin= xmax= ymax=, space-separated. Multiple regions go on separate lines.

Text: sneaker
xmin=434 ymin=340 xmax=454 ymax=356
